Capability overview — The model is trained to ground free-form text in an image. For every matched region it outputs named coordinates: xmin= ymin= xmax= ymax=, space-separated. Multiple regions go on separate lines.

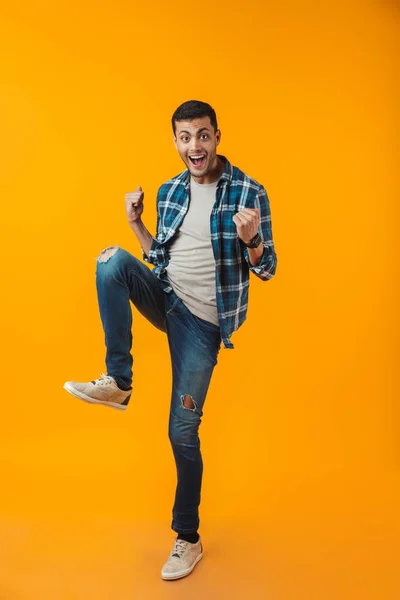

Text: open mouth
xmin=188 ymin=154 xmax=206 ymax=169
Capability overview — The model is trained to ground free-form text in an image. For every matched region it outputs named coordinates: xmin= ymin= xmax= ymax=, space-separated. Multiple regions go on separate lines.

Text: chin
xmin=189 ymin=163 xmax=210 ymax=177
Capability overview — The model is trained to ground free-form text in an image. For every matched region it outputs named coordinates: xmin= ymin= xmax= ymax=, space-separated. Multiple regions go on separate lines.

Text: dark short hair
xmin=172 ymin=100 xmax=218 ymax=135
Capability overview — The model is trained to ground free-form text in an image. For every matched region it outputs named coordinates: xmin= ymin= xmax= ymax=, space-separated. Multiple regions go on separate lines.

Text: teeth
xmin=190 ymin=155 xmax=204 ymax=159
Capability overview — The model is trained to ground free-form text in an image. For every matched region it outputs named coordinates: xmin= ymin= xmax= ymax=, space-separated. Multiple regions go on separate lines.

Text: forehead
xmin=175 ymin=116 xmax=213 ymax=135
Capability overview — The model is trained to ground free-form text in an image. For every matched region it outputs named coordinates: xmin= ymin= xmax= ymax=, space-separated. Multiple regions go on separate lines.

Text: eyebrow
xmin=179 ymin=127 xmax=210 ymax=135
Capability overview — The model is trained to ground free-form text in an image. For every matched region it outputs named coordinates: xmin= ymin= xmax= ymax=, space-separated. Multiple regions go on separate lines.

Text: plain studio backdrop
xmin=0 ymin=1 xmax=398 ymax=599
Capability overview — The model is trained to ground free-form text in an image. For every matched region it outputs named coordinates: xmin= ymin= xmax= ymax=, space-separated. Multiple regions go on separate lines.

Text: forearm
xmin=130 ymin=219 xmax=153 ymax=257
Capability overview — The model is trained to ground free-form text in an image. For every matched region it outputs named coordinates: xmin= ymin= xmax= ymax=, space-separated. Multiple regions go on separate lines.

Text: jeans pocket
xmin=166 ymin=294 xmax=220 ymax=352
xmin=165 ymin=293 xmax=183 ymax=316
xmin=193 ymin=314 xmax=220 ymax=333
xmin=187 ymin=312 xmax=221 ymax=351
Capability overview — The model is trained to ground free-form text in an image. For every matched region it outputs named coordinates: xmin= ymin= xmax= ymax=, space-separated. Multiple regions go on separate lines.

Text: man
xmin=64 ymin=100 xmax=277 ymax=580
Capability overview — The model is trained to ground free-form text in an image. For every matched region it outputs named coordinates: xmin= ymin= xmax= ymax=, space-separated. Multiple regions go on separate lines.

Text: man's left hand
xmin=232 ymin=208 xmax=261 ymax=244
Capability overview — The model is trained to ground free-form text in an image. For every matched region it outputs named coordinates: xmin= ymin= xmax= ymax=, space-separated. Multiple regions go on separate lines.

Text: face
xmin=173 ymin=116 xmax=221 ymax=181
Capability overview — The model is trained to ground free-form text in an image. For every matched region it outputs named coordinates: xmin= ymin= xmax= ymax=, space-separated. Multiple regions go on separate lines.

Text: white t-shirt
xmin=166 ymin=176 xmax=219 ymax=326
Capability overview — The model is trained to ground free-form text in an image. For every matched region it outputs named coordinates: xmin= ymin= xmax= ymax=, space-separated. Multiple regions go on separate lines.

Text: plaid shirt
xmin=143 ymin=154 xmax=277 ymax=349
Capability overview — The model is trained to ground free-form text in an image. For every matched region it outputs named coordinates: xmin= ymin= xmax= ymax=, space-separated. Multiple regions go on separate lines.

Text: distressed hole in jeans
xmin=97 ymin=245 xmax=120 ymax=263
xmin=181 ymin=394 xmax=197 ymax=412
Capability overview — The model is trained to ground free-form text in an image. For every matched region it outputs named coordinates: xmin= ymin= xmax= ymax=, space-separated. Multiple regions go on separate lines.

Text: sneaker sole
xmin=63 ymin=383 xmax=129 ymax=411
xmin=161 ymin=551 xmax=203 ymax=581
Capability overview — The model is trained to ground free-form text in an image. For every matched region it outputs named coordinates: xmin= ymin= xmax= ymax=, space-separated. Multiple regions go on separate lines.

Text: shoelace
xmin=93 ymin=373 xmax=115 ymax=386
xmin=171 ymin=539 xmax=190 ymax=558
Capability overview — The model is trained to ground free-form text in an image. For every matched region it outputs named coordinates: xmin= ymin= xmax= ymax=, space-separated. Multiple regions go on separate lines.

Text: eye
xmin=201 ymin=134 xmax=209 ymax=139
xmin=181 ymin=136 xmax=189 ymax=142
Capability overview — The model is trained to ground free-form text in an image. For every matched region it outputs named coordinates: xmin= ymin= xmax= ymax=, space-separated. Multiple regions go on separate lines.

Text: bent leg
xmin=96 ymin=245 xmax=166 ymax=389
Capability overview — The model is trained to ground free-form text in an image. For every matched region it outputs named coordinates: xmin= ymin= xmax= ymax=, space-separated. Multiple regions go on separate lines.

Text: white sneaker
xmin=63 ymin=373 xmax=131 ymax=411
xmin=161 ymin=537 xmax=203 ymax=581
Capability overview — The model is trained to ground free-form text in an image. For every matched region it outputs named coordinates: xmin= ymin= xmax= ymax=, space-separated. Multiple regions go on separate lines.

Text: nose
xmin=188 ymin=139 xmax=202 ymax=153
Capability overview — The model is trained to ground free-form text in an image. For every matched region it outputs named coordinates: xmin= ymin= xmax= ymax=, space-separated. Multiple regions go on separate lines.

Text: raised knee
xmin=96 ymin=245 xmax=120 ymax=263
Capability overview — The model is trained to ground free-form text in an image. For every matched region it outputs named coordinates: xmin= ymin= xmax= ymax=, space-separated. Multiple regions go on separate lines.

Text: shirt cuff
xmin=141 ymin=237 xmax=159 ymax=264
xmin=243 ymin=244 xmax=276 ymax=279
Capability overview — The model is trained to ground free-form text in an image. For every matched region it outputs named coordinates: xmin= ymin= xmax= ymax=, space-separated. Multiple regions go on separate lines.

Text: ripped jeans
xmin=95 ymin=246 xmax=221 ymax=534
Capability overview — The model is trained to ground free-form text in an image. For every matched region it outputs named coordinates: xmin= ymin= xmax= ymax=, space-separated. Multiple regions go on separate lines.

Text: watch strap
xmin=244 ymin=232 xmax=262 ymax=248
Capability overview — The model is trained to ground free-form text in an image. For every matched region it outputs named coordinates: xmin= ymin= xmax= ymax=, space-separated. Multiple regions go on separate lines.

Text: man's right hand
xmin=125 ymin=186 xmax=144 ymax=225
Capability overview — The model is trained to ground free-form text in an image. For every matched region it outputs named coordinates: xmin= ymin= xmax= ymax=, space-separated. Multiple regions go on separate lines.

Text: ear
xmin=216 ymin=129 xmax=221 ymax=146
xmin=173 ymin=133 xmax=178 ymax=150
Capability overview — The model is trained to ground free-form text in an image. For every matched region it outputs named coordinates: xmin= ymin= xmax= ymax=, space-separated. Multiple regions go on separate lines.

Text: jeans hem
xmin=171 ymin=522 xmax=199 ymax=535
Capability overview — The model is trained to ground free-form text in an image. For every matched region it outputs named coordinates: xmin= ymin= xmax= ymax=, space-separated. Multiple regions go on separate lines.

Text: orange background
xmin=0 ymin=1 xmax=398 ymax=598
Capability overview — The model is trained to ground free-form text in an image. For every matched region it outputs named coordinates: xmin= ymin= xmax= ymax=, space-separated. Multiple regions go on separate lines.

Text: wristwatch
xmin=244 ymin=232 xmax=262 ymax=248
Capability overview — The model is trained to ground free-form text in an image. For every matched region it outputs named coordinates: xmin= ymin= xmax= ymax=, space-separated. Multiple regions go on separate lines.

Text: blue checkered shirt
xmin=143 ymin=154 xmax=277 ymax=349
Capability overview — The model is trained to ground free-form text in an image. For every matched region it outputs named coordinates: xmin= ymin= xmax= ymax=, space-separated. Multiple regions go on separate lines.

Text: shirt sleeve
xmin=142 ymin=234 xmax=160 ymax=265
xmin=141 ymin=190 xmax=162 ymax=265
xmin=242 ymin=186 xmax=277 ymax=281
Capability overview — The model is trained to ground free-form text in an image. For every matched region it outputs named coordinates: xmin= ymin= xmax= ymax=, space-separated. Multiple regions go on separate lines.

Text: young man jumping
xmin=64 ymin=100 xmax=277 ymax=580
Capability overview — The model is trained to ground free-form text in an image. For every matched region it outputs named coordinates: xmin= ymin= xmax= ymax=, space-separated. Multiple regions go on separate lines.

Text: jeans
xmin=95 ymin=246 xmax=221 ymax=534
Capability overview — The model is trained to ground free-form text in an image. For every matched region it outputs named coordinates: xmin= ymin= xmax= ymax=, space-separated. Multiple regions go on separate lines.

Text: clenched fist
xmin=125 ymin=186 xmax=144 ymax=225
xmin=232 ymin=208 xmax=260 ymax=244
